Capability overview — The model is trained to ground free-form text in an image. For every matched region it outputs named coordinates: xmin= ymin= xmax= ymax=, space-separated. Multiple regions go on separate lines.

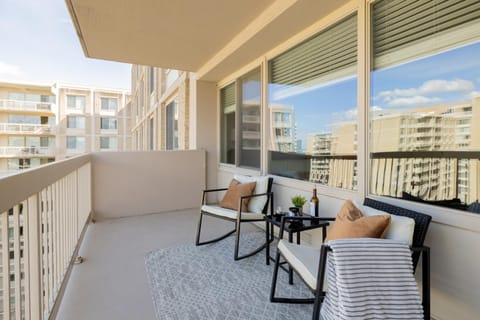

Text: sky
xmin=269 ymin=40 xmax=480 ymax=147
xmin=0 ymin=0 xmax=131 ymax=89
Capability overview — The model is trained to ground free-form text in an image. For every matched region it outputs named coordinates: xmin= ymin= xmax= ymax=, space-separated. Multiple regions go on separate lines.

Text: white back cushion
xmin=353 ymin=201 xmax=415 ymax=245
xmin=233 ymin=175 xmax=269 ymax=213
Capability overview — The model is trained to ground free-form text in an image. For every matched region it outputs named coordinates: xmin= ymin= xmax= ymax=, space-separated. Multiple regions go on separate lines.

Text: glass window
xmin=239 ymin=68 xmax=261 ymax=169
xmin=66 ymin=136 xmax=85 ymax=150
xmin=166 ymin=99 xmax=178 ymax=150
xmin=7 ymin=93 xmax=53 ymax=103
xmin=100 ymin=118 xmax=117 ymax=130
xmin=67 ymin=116 xmax=85 ymax=129
xmin=100 ymin=137 xmax=118 ymax=150
xmin=220 ymin=83 xmax=236 ymax=164
xmin=268 ymin=14 xmax=358 ymax=189
xmin=101 ymin=97 xmax=118 ymax=111
xmin=150 ymin=67 xmax=155 ymax=94
xmin=8 ymin=159 xmax=30 ymax=170
xmin=149 ymin=117 xmax=155 ymax=150
xmin=370 ymin=0 xmax=480 ymax=209
xmin=25 ymin=137 xmax=40 ymax=147
xmin=40 ymin=137 xmax=53 ymax=147
xmin=66 ymin=95 xmax=86 ymax=111
xmin=8 ymin=137 xmax=24 ymax=147
xmin=166 ymin=69 xmax=179 ymax=88
xmin=7 ymin=115 xmax=40 ymax=124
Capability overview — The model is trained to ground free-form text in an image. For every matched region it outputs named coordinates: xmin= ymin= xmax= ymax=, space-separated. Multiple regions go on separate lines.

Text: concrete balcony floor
xmin=57 ymin=208 xmax=258 ymax=320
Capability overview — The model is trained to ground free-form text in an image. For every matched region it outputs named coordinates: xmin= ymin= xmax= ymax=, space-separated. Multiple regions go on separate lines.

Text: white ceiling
xmin=67 ymin=0 xmax=350 ymax=81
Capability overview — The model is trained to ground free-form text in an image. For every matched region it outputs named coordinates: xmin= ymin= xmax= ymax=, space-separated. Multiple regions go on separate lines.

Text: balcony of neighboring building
xmin=0 ymin=146 xmax=55 ymax=158
xmin=0 ymin=123 xmax=54 ymax=135
xmin=0 ymin=99 xmax=54 ymax=115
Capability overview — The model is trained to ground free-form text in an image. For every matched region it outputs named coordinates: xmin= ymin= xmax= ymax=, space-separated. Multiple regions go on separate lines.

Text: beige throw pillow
xmin=326 ymin=200 xmax=391 ymax=242
xmin=219 ymin=179 xmax=256 ymax=212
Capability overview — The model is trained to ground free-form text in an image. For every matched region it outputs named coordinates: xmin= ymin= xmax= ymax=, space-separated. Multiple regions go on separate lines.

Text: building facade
xmin=53 ymin=83 xmax=131 ymax=159
xmin=0 ymin=82 xmax=56 ymax=175
xmin=0 ymin=82 xmax=131 ymax=176
xmin=129 ymin=66 xmax=191 ymax=151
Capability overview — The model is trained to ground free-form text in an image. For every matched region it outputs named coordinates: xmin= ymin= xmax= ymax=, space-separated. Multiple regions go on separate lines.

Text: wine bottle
xmin=310 ymin=184 xmax=319 ymax=217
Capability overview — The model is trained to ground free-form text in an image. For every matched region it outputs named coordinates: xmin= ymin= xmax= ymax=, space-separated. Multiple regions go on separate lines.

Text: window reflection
xmin=370 ymin=41 xmax=480 ymax=209
xmin=267 ymin=14 xmax=358 ymax=189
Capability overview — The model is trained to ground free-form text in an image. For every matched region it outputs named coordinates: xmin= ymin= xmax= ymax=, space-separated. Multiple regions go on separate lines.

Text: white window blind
xmin=270 ymin=14 xmax=357 ymax=86
xmin=372 ymin=0 xmax=480 ymax=69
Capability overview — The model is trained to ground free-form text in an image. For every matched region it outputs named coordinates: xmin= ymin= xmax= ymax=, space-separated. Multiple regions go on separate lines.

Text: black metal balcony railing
xmin=268 ymin=150 xmax=480 ymax=212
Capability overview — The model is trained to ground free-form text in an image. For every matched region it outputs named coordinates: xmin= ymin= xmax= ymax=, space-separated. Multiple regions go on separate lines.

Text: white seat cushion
xmin=277 ymin=240 xmax=320 ymax=290
xmin=353 ymin=201 xmax=415 ymax=245
xmin=233 ymin=175 xmax=270 ymax=213
xmin=201 ymin=205 xmax=264 ymax=221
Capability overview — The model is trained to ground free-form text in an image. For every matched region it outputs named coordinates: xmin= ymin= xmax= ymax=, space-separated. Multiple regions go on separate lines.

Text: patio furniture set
xmin=195 ymin=175 xmax=431 ymax=320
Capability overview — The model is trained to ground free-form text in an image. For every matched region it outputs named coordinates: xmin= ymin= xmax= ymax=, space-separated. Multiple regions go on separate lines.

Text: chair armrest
xmin=202 ymin=188 xmax=228 ymax=205
xmin=203 ymin=187 xmax=228 ymax=193
xmin=236 ymin=192 xmax=274 ymax=219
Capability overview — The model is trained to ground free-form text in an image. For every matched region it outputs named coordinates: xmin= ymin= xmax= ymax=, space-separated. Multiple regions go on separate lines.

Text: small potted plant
xmin=290 ymin=194 xmax=307 ymax=215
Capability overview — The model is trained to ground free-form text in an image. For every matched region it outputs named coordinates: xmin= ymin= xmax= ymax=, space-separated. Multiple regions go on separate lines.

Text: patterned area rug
xmin=145 ymin=232 xmax=314 ymax=320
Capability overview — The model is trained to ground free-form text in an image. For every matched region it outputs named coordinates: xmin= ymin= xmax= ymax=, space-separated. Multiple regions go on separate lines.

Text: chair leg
xmin=422 ymin=247 xmax=430 ymax=320
xmin=266 ymin=219 xmax=270 ymax=265
xmin=234 ymin=220 xmax=271 ymax=261
xmin=270 ymin=250 xmax=315 ymax=304
xmin=312 ymin=245 xmax=329 ymax=319
xmin=234 ymin=221 xmax=241 ymax=260
xmin=195 ymin=209 xmax=204 ymax=245
xmin=270 ymin=251 xmax=281 ymax=302
xmin=195 ymin=210 xmax=236 ymax=246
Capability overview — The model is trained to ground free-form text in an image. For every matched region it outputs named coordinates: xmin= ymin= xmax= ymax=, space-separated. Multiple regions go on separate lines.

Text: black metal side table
xmin=265 ymin=214 xmax=330 ymax=284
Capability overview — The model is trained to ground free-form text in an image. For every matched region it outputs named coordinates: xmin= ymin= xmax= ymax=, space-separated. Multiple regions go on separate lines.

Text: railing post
xmin=26 ymin=195 xmax=42 ymax=320
xmin=1 ymin=209 xmax=10 ymax=318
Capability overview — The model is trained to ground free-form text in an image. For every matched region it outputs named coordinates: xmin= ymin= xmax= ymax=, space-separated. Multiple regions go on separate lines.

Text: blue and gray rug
xmin=145 ymin=232 xmax=313 ymax=320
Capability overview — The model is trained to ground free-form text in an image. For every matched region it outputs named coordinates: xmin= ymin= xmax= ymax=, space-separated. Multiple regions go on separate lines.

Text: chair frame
xmin=195 ymin=177 xmax=274 ymax=261
xmin=270 ymin=197 xmax=432 ymax=320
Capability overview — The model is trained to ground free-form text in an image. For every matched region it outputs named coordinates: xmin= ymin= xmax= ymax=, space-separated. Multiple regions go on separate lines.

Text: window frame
xmin=218 ymin=66 xmax=263 ymax=170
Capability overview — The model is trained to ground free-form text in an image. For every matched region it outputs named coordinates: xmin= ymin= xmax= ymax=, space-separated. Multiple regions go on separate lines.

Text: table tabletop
xmin=265 ymin=214 xmax=330 ymax=233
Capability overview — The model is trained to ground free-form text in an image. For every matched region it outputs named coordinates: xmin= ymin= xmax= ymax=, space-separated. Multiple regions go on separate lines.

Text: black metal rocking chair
xmin=195 ymin=176 xmax=274 ymax=261
xmin=270 ymin=197 xmax=432 ymax=320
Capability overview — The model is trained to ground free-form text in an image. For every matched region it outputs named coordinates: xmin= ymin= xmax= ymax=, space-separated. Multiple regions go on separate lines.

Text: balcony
xmin=0 ymin=100 xmax=53 ymax=113
xmin=0 ymin=123 xmax=53 ymax=135
xmin=0 ymin=150 xmax=207 ymax=319
xmin=0 ymin=146 xmax=55 ymax=158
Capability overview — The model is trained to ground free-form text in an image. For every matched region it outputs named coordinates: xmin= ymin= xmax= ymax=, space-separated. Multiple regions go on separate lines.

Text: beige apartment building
xmin=371 ymin=101 xmax=480 ymax=204
xmin=0 ymin=82 xmax=131 ymax=176
xmin=130 ymin=66 xmax=191 ymax=151
xmin=305 ymin=100 xmax=480 ymax=201
xmin=53 ymin=83 xmax=131 ymax=159
xmin=0 ymin=82 xmax=56 ymax=175
xmin=269 ymin=104 xmax=295 ymax=152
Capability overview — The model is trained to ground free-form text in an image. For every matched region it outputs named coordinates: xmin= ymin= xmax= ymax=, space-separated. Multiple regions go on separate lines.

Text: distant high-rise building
xmin=370 ymin=101 xmax=480 ymax=203
xmin=269 ymin=104 xmax=295 ymax=152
